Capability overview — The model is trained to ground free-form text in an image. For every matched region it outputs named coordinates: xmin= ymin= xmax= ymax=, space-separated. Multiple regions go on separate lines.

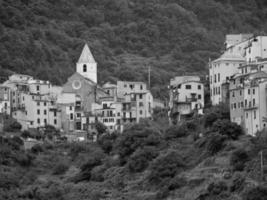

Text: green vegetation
xmin=2 ymin=106 xmax=267 ymax=199
xmin=1 ymin=0 xmax=267 ymax=98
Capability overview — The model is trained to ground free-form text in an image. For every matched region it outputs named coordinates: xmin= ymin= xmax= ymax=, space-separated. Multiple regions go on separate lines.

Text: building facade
xmin=169 ymin=76 xmax=204 ymax=124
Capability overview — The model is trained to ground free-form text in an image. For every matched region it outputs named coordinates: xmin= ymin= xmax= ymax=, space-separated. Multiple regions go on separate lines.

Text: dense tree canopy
xmin=0 ymin=0 xmax=267 ymax=98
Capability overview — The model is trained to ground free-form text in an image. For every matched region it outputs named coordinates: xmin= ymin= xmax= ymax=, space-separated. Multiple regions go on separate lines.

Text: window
xmin=70 ymin=106 xmax=72 ymax=110
xmin=124 ymin=84 xmax=127 ymax=88
xmin=185 ymin=85 xmax=192 ymax=89
xmin=218 ymin=87 xmax=220 ymax=95
xmin=238 ymin=102 xmax=240 ymax=108
xmin=139 ymin=94 xmax=143 ymax=99
xmin=226 ymin=63 xmax=229 ymax=66
xmin=37 ymin=118 xmax=40 ymax=124
xmin=44 ymin=119 xmax=47 ymax=124
xmin=234 ymin=103 xmax=236 ymax=109
xmin=254 ymin=111 xmax=256 ymax=119
xmin=36 ymin=85 xmax=40 ymax=91
xmin=77 ymin=113 xmax=81 ymax=118
xmin=44 ymin=102 xmax=47 ymax=106
xmin=241 ymin=101 xmax=244 ymax=108
xmin=253 ymin=99 xmax=255 ymax=106
xmin=139 ymin=102 xmax=144 ymax=107
xmin=117 ymin=112 xmax=120 ymax=117
xmin=140 ymin=85 xmax=143 ymax=90
xmin=140 ymin=110 xmax=143 ymax=115
xmin=248 ymin=89 xmax=250 ymax=95
xmin=54 ymin=111 xmax=57 ymax=117
xmin=214 ymin=75 xmax=217 ymax=83
xmin=245 ymin=99 xmax=247 ymax=106
xmin=198 ymin=85 xmax=201 ymax=90
xmin=44 ymin=110 xmax=47 ymax=115
xmin=37 ymin=101 xmax=40 ymax=106
xmin=246 ymin=113 xmax=248 ymax=118
xmin=54 ymin=119 xmax=57 ymax=125
xmin=37 ymin=109 xmax=40 ymax=115
xmin=70 ymin=113 xmax=74 ymax=120
xmin=198 ymin=94 xmax=201 ymax=99
xmin=253 ymin=89 xmax=255 ymax=95
xmin=218 ymin=73 xmax=220 ymax=82
xmin=83 ymin=64 xmax=87 ymax=72
xmin=232 ymin=91 xmax=235 ymax=97
xmin=210 ymin=89 xmax=212 ymax=96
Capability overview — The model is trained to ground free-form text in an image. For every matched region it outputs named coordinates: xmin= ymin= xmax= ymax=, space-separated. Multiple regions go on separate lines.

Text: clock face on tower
xmin=72 ymin=80 xmax=82 ymax=90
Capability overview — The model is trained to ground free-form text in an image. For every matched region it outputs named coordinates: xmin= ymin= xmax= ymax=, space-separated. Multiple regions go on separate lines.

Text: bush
xmin=164 ymin=125 xmax=188 ymax=140
xmin=148 ymin=150 xmax=185 ymax=185
xmin=230 ymin=172 xmax=245 ymax=192
xmin=73 ymin=155 xmax=103 ymax=182
xmin=212 ymin=119 xmax=243 ymax=140
xmin=15 ymin=152 xmax=35 ymax=167
xmin=52 ymin=162 xmax=69 ymax=175
xmin=4 ymin=120 xmax=22 ymax=132
xmin=21 ymin=130 xmax=32 ymax=139
xmin=168 ymin=175 xmax=187 ymax=190
xmin=244 ymin=186 xmax=267 ymax=200
xmin=31 ymin=144 xmax=44 ymax=154
xmin=95 ymin=121 xmax=107 ymax=135
xmin=206 ymin=133 xmax=226 ymax=155
xmin=114 ymin=123 xmax=162 ymax=164
xmin=97 ymin=132 xmax=118 ymax=154
xmin=204 ymin=112 xmax=219 ymax=128
xmin=128 ymin=146 xmax=159 ymax=173
xmin=230 ymin=149 xmax=249 ymax=171
xmin=207 ymin=181 xmax=228 ymax=195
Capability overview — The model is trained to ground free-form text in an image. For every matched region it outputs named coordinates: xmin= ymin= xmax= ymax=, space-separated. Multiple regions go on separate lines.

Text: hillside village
xmin=0 ymin=44 xmax=162 ymax=141
xmin=1 ymin=34 xmax=267 ymax=140
xmin=2 ymin=34 xmax=267 ymax=200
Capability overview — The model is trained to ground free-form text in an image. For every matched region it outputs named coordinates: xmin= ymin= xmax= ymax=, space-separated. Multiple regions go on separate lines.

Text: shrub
xmin=128 ymin=146 xmax=159 ymax=173
xmin=230 ymin=149 xmax=249 ymax=171
xmin=164 ymin=125 xmax=188 ymax=140
xmin=73 ymin=155 xmax=103 ymax=182
xmin=207 ymin=181 xmax=228 ymax=195
xmin=204 ymin=112 xmax=219 ymax=128
xmin=21 ymin=130 xmax=32 ymax=139
xmin=52 ymin=162 xmax=69 ymax=175
xmin=31 ymin=144 xmax=44 ymax=154
xmin=244 ymin=186 xmax=267 ymax=200
xmin=168 ymin=175 xmax=187 ymax=190
xmin=230 ymin=172 xmax=245 ymax=192
xmin=15 ymin=152 xmax=35 ymax=167
xmin=212 ymin=119 xmax=243 ymax=140
xmin=95 ymin=121 xmax=107 ymax=135
xmin=206 ymin=133 xmax=226 ymax=155
xmin=97 ymin=132 xmax=118 ymax=154
xmin=114 ymin=123 xmax=161 ymax=164
xmin=148 ymin=150 xmax=185 ymax=185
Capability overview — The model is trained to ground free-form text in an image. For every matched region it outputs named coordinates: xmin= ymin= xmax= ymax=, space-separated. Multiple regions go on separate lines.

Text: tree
xmin=95 ymin=121 xmax=107 ymax=135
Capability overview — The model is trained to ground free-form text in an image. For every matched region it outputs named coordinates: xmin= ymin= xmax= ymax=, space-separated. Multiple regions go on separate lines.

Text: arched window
xmin=83 ymin=64 xmax=87 ymax=72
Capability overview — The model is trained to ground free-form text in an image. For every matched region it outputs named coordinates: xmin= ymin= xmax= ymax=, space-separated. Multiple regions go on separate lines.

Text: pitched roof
xmin=77 ymin=44 xmax=96 ymax=63
xmin=212 ymin=52 xmax=245 ymax=63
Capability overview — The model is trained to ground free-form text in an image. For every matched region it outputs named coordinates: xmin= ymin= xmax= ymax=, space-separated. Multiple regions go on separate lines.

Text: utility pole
xmin=148 ymin=65 xmax=151 ymax=89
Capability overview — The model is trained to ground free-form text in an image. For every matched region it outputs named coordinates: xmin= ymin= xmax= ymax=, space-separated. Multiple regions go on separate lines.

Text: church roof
xmin=77 ymin=44 xmax=96 ymax=63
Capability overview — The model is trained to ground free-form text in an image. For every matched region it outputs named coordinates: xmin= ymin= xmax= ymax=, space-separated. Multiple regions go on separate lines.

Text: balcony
xmin=244 ymin=104 xmax=258 ymax=110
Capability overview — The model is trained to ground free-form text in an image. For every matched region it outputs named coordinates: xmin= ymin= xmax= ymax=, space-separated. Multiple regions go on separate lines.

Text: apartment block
xmin=169 ymin=76 xmax=204 ymax=124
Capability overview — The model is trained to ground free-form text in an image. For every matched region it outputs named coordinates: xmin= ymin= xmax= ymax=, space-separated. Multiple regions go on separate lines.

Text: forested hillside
xmin=0 ymin=0 xmax=267 ymax=98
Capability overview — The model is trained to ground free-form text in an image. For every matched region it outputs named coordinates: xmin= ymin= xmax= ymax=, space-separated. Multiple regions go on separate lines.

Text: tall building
xmin=210 ymin=35 xmax=267 ymax=105
xmin=169 ymin=76 xmax=204 ymax=124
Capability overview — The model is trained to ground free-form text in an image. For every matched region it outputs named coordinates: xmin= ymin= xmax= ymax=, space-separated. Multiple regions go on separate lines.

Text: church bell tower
xmin=76 ymin=44 xmax=97 ymax=83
